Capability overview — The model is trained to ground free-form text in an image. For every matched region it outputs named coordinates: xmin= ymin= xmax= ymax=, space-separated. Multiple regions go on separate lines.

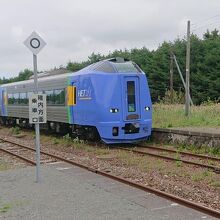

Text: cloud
xmin=0 ymin=0 xmax=220 ymax=78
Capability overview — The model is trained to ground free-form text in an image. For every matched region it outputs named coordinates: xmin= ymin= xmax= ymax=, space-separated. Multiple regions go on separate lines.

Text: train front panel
xmin=97 ymin=74 xmax=152 ymax=143
xmin=80 ymin=72 xmax=152 ymax=144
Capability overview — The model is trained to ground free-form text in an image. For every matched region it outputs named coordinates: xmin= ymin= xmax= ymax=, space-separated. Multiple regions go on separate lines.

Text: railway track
xmin=0 ymin=136 xmax=220 ymax=218
xmin=141 ymin=144 xmax=220 ymax=162
xmin=117 ymin=144 xmax=220 ymax=173
xmin=0 ymin=138 xmax=57 ymax=165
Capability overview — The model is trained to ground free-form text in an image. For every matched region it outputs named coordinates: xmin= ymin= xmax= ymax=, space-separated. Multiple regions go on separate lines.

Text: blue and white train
xmin=0 ymin=58 xmax=152 ymax=144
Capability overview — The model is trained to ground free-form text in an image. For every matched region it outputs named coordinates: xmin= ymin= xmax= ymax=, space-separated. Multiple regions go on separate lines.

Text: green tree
xmin=1 ymin=29 xmax=220 ymax=104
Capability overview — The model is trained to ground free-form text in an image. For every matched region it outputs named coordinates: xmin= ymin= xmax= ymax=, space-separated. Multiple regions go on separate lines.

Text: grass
xmin=153 ymin=103 xmax=220 ymax=128
xmin=176 ymin=143 xmax=220 ymax=157
xmin=0 ymin=203 xmax=12 ymax=213
xmin=49 ymin=134 xmax=111 ymax=154
xmin=191 ymin=170 xmax=213 ymax=182
xmin=10 ymin=126 xmax=21 ymax=135
xmin=0 ymin=161 xmax=9 ymax=171
xmin=211 ymin=181 xmax=220 ymax=188
xmin=175 ymin=160 xmax=182 ymax=167
xmin=116 ymin=150 xmax=165 ymax=172
xmin=0 ymin=199 xmax=27 ymax=214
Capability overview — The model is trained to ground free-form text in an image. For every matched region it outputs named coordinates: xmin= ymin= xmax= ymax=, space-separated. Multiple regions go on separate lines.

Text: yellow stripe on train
xmin=67 ymin=86 xmax=76 ymax=106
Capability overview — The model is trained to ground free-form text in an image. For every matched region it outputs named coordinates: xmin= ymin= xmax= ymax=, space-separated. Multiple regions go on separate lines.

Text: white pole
xmin=33 ymin=54 xmax=41 ymax=183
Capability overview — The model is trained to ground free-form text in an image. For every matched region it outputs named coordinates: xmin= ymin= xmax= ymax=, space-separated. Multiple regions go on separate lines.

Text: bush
xmin=10 ymin=126 xmax=21 ymax=135
xmin=158 ymin=89 xmax=185 ymax=104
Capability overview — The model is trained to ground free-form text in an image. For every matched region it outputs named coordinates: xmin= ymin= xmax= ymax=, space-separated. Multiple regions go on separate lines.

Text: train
xmin=0 ymin=57 xmax=152 ymax=144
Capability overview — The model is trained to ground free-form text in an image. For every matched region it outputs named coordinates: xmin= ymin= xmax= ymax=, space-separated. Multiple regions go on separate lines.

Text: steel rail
xmin=1 ymin=137 xmax=219 ymax=171
xmin=117 ymin=147 xmax=220 ymax=173
xmin=0 ymin=148 xmax=36 ymax=165
xmin=138 ymin=144 xmax=220 ymax=162
xmin=0 ymin=137 xmax=220 ymax=218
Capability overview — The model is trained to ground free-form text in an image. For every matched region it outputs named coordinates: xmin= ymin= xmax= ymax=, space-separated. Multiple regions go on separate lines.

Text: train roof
xmin=0 ymin=72 xmax=71 ymax=88
xmin=81 ymin=57 xmax=142 ymax=74
xmin=0 ymin=57 xmax=143 ymax=88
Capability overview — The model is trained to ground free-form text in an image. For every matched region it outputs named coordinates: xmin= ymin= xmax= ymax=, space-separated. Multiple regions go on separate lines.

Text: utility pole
xmin=173 ymin=54 xmax=193 ymax=105
xmin=170 ymin=53 xmax=174 ymax=103
xmin=185 ymin=20 xmax=191 ymax=116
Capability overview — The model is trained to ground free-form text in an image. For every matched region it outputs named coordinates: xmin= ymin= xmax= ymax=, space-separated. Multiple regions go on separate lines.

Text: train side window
xmin=127 ymin=81 xmax=136 ymax=112
xmin=14 ymin=93 xmax=19 ymax=105
xmin=54 ymin=89 xmax=65 ymax=105
xmin=19 ymin=92 xmax=28 ymax=105
xmin=45 ymin=90 xmax=54 ymax=105
xmin=27 ymin=91 xmax=34 ymax=98
xmin=8 ymin=94 xmax=13 ymax=105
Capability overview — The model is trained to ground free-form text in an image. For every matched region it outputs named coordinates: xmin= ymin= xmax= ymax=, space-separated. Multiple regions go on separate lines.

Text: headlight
xmin=110 ymin=108 xmax=119 ymax=113
xmin=145 ymin=106 xmax=150 ymax=111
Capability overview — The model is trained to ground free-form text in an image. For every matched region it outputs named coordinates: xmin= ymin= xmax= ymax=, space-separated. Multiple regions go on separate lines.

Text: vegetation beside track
xmin=0 ymin=160 xmax=9 ymax=171
xmin=153 ymin=103 xmax=220 ymax=128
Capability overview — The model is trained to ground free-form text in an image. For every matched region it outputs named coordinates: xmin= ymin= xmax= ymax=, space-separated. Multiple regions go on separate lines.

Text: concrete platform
xmin=152 ymin=127 xmax=220 ymax=147
xmin=0 ymin=162 xmax=218 ymax=220
xmin=175 ymin=127 xmax=220 ymax=135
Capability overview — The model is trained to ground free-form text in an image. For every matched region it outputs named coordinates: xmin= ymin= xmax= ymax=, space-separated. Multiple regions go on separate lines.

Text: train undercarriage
xmin=0 ymin=116 xmax=100 ymax=142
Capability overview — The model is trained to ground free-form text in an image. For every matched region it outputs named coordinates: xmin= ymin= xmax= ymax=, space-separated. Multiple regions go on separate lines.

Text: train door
xmin=123 ymin=76 xmax=141 ymax=121
xmin=67 ymin=83 xmax=77 ymax=124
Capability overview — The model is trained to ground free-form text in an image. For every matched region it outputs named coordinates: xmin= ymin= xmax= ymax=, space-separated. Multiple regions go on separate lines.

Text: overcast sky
xmin=1 ymin=0 xmax=220 ymax=78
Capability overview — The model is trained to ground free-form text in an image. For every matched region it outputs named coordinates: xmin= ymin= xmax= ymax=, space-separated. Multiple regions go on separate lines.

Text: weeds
xmin=0 ymin=203 xmax=11 ymax=213
xmin=0 ymin=199 xmax=27 ymax=214
xmin=0 ymin=162 xmax=9 ymax=171
xmin=10 ymin=126 xmax=21 ymax=135
xmin=211 ymin=181 xmax=220 ymax=188
xmin=95 ymin=148 xmax=111 ymax=155
xmin=174 ymin=153 xmax=182 ymax=167
xmin=175 ymin=160 xmax=182 ymax=167
xmin=52 ymin=138 xmax=60 ymax=145
xmin=62 ymin=134 xmax=73 ymax=147
xmin=210 ymin=147 xmax=220 ymax=156
xmin=116 ymin=150 xmax=165 ymax=173
xmin=191 ymin=170 xmax=213 ymax=182
xmin=176 ymin=144 xmax=220 ymax=157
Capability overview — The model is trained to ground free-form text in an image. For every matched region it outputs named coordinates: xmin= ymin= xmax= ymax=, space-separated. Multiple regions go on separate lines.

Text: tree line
xmin=1 ymin=29 xmax=220 ymax=104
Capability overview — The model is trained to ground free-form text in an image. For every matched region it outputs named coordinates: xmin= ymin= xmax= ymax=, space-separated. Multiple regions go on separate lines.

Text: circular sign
xmin=30 ymin=38 xmax=40 ymax=49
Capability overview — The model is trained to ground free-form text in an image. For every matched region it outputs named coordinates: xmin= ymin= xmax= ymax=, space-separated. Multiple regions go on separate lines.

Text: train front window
xmin=113 ymin=62 xmax=141 ymax=73
xmin=127 ymin=81 xmax=136 ymax=112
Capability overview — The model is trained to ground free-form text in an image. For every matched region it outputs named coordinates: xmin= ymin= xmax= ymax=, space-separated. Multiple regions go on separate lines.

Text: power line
xmin=191 ymin=13 xmax=220 ymax=27
xmin=192 ymin=20 xmax=220 ymax=32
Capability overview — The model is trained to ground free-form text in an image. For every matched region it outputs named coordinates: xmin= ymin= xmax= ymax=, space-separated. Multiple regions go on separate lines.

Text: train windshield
xmin=91 ymin=60 xmax=142 ymax=73
xmin=113 ymin=62 xmax=141 ymax=73
xmin=127 ymin=81 xmax=136 ymax=112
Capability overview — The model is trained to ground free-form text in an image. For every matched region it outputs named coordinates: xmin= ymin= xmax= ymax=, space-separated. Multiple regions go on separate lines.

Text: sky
xmin=1 ymin=0 xmax=220 ymax=78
